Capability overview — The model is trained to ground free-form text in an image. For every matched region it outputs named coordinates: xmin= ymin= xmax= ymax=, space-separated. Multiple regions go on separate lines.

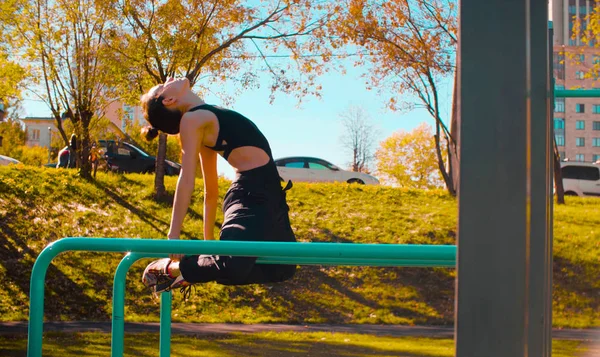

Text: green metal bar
xmin=159 ymin=291 xmax=172 ymax=357
xmin=554 ymin=89 xmax=600 ymax=98
xmin=27 ymin=239 xmax=63 ymax=357
xmin=261 ymin=258 xmax=456 ymax=267
xmin=112 ymin=252 xmax=166 ymax=357
xmin=28 ymin=237 xmax=457 ymax=357
xmin=32 ymin=238 xmax=458 ymax=261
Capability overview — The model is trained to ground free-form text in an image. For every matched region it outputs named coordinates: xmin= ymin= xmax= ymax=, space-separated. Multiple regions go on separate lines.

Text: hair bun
xmin=142 ymin=126 xmax=159 ymax=141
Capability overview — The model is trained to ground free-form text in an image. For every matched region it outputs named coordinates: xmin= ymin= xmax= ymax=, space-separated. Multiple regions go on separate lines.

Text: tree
xmin=0 ymin=117 xmax=27 ymax=158
xmin=104 ymin=0 xmax=336 ymax=199
xmin=375 ymin=123 xmax=444 ymax=189
xmin=331 ymin=0 xmax=458 ymax=195
xmin=0 ymin=1 xmax=28 ymax=117
xmin=9 ymin=0 xmax=119 ymax=179
xmin=339 ymin=106 xmax=377 ymax=172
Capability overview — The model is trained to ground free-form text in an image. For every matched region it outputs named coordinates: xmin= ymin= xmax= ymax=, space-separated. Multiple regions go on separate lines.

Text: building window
xmin=595 ymin=55 xmax=600 ymax=64
xmin=556 ymin=135 xmax=565 ymax=146
xmin=554 ymin=52 xmax=566 ymax=80
xmin=554 ymin=118 xmax=565 ymax=129
xmin=594 ymin=105 xmax=600 ymax=114
xmin=576 ymin=154 xmax=585 ymax=162
xmin=555 ymin=99 xmax=566 ymax=113
xmin=594 ymin=154 xmax=600 ymax=162
xmin=559 ymin=151 xmax=566 ymax=159
xmin=576 ymin=137 xmax=585 ymax=147
xmin=576 ymin=120 xmax=585 ymax=130
xmin=594 ymin=121 xmax=600 ymax=130
xmin=576 ymin=71 xmax=585 ymax=79
xmin=579 ymin=54 xmax=586 ymax=63
xmin=30 ymin=129 xmax=40 ymax=141
xmin=593 ymin=138 xmax=600 ymax=147
xmin=576 ymin=103 xmax=585 ymax=113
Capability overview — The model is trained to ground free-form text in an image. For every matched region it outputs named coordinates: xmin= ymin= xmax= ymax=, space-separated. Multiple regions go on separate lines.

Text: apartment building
xmin=552 ymin=0 xmax=600 ymax=163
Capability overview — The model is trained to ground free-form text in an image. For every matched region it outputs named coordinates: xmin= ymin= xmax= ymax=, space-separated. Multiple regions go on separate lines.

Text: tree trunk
xmin=154 ymin=132 xmax=167 ymax=200
xmin=434 ymin=120 xmax=456 ymax=196
xmin=553 ymin=139 xmax=565 ymax=204
xmin=449 ymin=73 xmax=460 ymax=194
xmin=79 ymin=115 xmax=92 ymax=180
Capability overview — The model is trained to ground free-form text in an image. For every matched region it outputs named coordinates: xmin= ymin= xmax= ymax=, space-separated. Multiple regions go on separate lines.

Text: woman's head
xmin=140 ymin=77 xmax=191 ymax=139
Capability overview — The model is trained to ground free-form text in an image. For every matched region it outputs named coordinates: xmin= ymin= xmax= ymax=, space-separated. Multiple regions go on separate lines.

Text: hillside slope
xmin=0 ymin=166 xmax=598 ymax=327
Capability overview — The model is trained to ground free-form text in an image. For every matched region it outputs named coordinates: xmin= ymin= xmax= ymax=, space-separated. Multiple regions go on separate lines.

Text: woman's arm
xmin=199 ymin=145 xmax=218 ymax=240
xmin=167 ymin=114 xmax=202 ymax=241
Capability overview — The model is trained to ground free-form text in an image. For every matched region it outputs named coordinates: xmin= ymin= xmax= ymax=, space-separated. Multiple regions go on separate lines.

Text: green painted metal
xmin=554 ymin=89 xmax=600 ymax=98
xmin=160 ymin=291 xmax=172 ymax=357
xmin=27 ymin=237 xmax=457 ymax=357
xmin=112 ymin=253 xmax=166 ymax=357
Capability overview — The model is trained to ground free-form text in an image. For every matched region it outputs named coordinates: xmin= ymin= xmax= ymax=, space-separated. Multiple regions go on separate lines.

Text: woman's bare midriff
xmin=226 ymin=146 xmax=271 ymax=172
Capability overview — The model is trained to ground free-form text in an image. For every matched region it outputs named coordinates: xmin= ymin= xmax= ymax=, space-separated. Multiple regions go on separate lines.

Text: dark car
xmin=98 ymin=140 xmax=181 ymax=176
xmin=53 ymin=140 xmax=181 ymax=176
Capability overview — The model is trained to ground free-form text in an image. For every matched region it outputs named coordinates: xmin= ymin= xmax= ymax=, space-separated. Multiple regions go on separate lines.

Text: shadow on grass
xmin=0 ymin=218 xmax=109 ymax=320
xmin=554 ymin=255 xmax=600 ymax=317
xmin=91 ymin=180 xmax=169 ymax=235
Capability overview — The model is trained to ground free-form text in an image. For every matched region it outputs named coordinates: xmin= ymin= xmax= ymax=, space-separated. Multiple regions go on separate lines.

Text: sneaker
xmin=141 ymin=258 xmax=188 ymax=294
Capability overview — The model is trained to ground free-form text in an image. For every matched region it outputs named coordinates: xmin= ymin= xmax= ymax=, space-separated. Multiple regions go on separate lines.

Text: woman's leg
xmin=177 ymin=182 xmax=297 ymax=286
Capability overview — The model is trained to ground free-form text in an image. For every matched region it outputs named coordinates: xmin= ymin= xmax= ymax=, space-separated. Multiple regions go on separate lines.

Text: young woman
xmin=140 ymin=77 xmax=296 ymax=297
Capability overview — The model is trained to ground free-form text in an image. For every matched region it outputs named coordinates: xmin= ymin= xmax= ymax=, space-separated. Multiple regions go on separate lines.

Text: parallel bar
xmin=28 ymin=238 xmax=456 ymax=357
xmin=159 ymin=291 xmax=172 ymax=357
xmin=554 ymin=89 xmax=600 ymax=97
xmin=112 ymin=253 xmax=166 ymax=357
xmin=40 ymin=238 xmax=457 ymax=262
xmin=111 ymin=253 xmax=136 ymax=357
xmin=261 ymin=258 xmax=456 ymax=267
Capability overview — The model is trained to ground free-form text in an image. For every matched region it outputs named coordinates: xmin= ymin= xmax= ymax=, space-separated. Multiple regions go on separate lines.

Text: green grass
xmin=0 ymin=332 xmax=588 ymax=357
xmin=0 ymin=166 xmax=599 ymax=327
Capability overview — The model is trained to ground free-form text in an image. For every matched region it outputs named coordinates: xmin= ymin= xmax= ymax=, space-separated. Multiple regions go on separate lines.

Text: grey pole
xmin=528 ymin=3 xmax=553 ymax=356
xmin=456 ymin=0 xmax=551 ymax=355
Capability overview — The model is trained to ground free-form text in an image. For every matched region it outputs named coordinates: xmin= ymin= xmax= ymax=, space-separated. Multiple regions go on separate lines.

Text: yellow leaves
xmin=375 ymin=123 xmax=444 ymax=189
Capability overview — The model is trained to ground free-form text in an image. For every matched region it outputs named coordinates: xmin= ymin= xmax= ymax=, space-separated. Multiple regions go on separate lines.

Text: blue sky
xmin=23 ymin=60 xmax=453 ymax=179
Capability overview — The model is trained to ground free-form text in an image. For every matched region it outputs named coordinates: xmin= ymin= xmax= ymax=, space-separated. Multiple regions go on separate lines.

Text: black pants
xmin=179 ymin=161 xmax=297 ymax=285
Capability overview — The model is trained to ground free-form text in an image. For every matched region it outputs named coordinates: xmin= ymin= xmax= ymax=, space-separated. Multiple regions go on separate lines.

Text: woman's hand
xmin=168 ymin=235 xmax=185 ymax=261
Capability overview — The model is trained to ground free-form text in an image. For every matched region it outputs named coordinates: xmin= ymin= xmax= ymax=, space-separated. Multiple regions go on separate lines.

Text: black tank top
xmin=189 ymin=104 xmax=273 ymax=160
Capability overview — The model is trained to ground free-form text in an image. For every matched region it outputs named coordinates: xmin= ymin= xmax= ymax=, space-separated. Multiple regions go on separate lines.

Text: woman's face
xmin=149 ymin=77 xmax=190 ymax=101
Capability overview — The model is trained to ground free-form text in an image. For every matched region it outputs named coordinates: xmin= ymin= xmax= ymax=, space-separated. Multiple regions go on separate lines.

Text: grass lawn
xmin=0 ymin=166 xmax=599 ymax=328
xmin=0 ymin=332 xmax=588 ymax=357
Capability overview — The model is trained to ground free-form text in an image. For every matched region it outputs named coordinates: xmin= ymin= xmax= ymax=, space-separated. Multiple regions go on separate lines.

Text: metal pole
xmin=159 ymin=292 xmax=172 ymax=357
xmin=27 ymin=245 xmax=62 ymax=357
xmin=555 ymin=88 xmax=600 ymax=97
xmin=111 ymin=253 xmax=136 ymax=357
xmin=457 ymin=0 xmax=530 ymax=355
xmin=527 ymin=4 xmax=552 ymax=355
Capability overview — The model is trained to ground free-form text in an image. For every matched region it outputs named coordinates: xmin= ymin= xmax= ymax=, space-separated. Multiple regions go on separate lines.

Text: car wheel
xmin=564 ymin=191 xmax=578 ymax=196
xmin=347 ymin=178 xmax=365 ymax=184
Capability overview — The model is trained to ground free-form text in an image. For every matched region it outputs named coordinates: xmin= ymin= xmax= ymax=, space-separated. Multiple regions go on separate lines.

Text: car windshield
xmin=125 ymin=143 xmax=150 ymax=157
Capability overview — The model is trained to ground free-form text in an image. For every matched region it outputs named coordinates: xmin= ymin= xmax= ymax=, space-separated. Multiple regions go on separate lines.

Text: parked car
xmin=52 ymin=140 xmax=181 ymax=176
xmin=98 ymin=140 xmax=181 ymax=176
xmin=560 ymin=161 xmax=600 ymax=197
xmin=274 ymin=156 xmax=379 ymax=185
xmin=0 ymin=155 xmax=21 ymax=166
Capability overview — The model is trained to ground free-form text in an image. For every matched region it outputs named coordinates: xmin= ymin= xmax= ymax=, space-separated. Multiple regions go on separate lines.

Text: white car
xmin=274 ymin=156 xmax=379 ymax=185
xmin=0 ymin=155 xmax=21 ymax=166
xmin=560 ymin=161 xmax=600 ymax=197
